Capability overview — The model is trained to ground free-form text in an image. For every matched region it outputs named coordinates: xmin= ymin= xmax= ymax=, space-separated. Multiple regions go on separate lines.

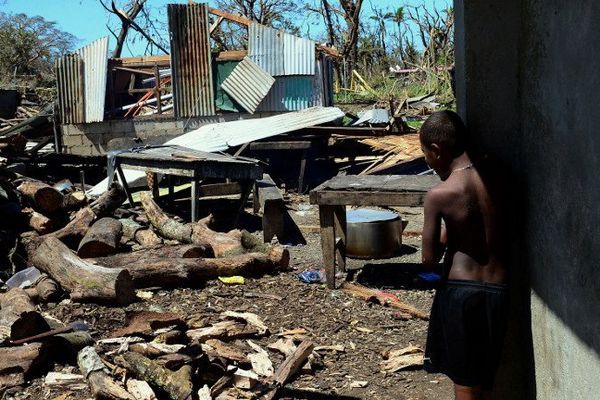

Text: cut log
xmin=77 ymin=218 xmax=123 ymax=258
xmin=17 ymin=179 xmax=63 ymax=214
xmin=120 ymin=218 xmax=162 ymax=247
xmin=30 ymin=237 xmax=135 ymax=305
xmin=263 ymin=341 xmax=314 ymax=400
xmin=44 ymin=207 xmax=96 ymax=248
xmin=90 ymin=182 xmax=127 ymax=217
xmin=24 ymin=275 xmax=60 ymax=303
xmin=340 ymin=282 xmax=429 ymax=320
xmin=78 ymin=346 xmax=135 ymax=400
xmin=0 ymin=343 xmax=48 ymax=395
xmin=0 ymin=288 xmax=50 ymax=344
xmin=117 ymin=351 xmax=193 ymax=400
xmin=141 ymin=192 xmax=250 ymax=257
xmin=96 ymin=247 xmax=289 ymax=288
xmin=91 ymin=244 xmax=215 ymax=269
xmin=21 ymin=207 xmax=54 ymax=234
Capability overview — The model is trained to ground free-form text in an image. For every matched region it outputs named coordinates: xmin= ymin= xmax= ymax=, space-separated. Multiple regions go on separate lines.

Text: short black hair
xmin=419 ymin=110 xmax=467 ymax=156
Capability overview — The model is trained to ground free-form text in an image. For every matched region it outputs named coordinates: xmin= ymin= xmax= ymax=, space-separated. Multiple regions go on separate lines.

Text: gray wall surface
xmin=455 ymin=1 xmax=600 ymax=399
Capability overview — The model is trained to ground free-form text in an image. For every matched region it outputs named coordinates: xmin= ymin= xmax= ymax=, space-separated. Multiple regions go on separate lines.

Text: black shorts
xmin=424 ymin=279 xmax=508 ymax=389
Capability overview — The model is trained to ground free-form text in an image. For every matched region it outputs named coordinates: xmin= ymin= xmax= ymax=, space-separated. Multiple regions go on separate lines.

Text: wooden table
xmin=309 ymin=175 xmax=440 ymax=288
xmin=109 ymin=145 xmax=262 ymax=221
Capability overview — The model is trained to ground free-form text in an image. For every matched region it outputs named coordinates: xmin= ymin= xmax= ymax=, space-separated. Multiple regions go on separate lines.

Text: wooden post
xmin=333 ymin=205 xmax=347 ymax=273
xmin=318 ymin=205 xmax=336 ymax=288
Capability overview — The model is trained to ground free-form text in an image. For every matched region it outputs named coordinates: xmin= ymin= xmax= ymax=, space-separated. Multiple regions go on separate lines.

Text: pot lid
xmin=346 ymin=208 xmax=400 ymax=223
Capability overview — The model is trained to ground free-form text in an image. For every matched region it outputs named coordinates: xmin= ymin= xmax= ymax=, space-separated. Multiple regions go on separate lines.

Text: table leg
xmin=191 ymin=178 xmax=199 ymax=222
xmin=333 ymin=205 xmax=347 ymax=272
xmin=151 ymin=173 xmax=159 ymax=200
xmin=298 ymin=148 xmax=309 ymax=194
xmin=233 ymin=180 xmax=253 ymax=227
xmin=168 ymin=175 xmax=174 ymax=200
xmin=116 ymin=165 xmax=135 ymax=207
xmin=319 ymin=205 xmax=336 ymax=288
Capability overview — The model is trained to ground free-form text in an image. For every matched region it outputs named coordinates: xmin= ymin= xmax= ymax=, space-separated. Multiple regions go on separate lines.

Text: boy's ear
xmin=429 ymin=143 xmax=442 ymax=159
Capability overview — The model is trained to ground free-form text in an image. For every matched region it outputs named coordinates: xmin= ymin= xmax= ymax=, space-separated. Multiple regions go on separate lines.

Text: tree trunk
xmin=30 ymin=237 xmax=135 ymax=305
xmin=77 ymin=218 xmax=122 ymax=258
xmin=91 ymin=244 xmax=215 ymax=269
xmin=94 ymin=247 xmax=289 ymax=288
xmin=0 ymin=343 xmax=48 ymax=395
xmin=0 ymin=288 xmax=50 ymax=344
xmin=78 ymin=346 xmax=135 ymax=400
xmin=16 ymin=179 xmax=64 ymax=214
xmin=117 ymin=351 xmax=193 ymax=400
xmin=110 ymin=0 xmax=148 ymax=59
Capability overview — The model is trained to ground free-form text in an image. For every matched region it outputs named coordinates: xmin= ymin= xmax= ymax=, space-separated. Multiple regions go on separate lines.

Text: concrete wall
xmin=61 ymin=112 xmax=277 ymax=155
xmin=456 ymin=1 xmax=600 ymax=399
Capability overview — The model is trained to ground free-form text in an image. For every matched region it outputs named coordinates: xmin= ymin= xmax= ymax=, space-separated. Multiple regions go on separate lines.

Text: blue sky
xmin=1 ymin=0 xmax=450 ymax=56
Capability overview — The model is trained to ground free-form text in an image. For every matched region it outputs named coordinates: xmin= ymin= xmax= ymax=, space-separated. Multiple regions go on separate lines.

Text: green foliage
xmin=0 ymin=12 xmax=77 ymax=89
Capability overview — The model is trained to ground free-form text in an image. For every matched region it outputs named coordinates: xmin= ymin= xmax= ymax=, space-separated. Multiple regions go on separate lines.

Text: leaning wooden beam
xmin=207 ymin=7 xmax=339 ymax=57
xmin=263 ymin=341 xmax=315 ymax=400
xmin=117 ymin=352 xmax=193 ymax=400
xmin=78 ymin=346 xmax=135 ymax=400
xmin=94 ymin=247 xmax=289 ymax=288
xmin=30 ymin=237 xmax=135 ymax=305
xmin=340 ymin=282 xmax=429 ymax=320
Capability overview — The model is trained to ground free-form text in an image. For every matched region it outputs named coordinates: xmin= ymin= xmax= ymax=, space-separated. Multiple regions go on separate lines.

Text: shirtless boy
xmin=419 ymin=111 xmax=508 ymax=400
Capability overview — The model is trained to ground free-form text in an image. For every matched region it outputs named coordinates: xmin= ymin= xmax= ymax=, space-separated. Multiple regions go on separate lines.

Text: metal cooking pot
xmin=346 ymin=208 xmax=403 ymax=259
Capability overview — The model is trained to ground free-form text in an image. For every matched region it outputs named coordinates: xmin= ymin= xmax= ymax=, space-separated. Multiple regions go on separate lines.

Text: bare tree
xmin=404 ymin=4 xmax=454 ymax=67
xmin=99 ymin=0 xmax=168 ymax=58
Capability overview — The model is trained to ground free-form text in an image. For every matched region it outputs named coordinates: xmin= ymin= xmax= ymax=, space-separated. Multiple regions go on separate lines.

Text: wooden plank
xmin=311 ymin=190 xmax=427 ymax=207
xmin=318 ymin=205 xmax=336 ymax=289
xmin=302 ymin=126 xmax=390 ymax=136
xmin=111 ymin=55 xmax=171 ymax=67
xmin=311 ymin=175 xmax=439 ymax=194
xmin=208 ymin=7 xmax=252 ymax=26
xmin=215 ymin=50 xmax=247 ymax=61
xmin=198 ymin=182 xmax=241 ymax=197
xmin=247 ymin=141 xmax=312 ymax=151
xmin=264 ymin=341 xmax=315 ymax=400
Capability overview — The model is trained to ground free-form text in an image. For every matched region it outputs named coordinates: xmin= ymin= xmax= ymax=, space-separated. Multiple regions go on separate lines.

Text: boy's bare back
xmin=424 ymin=164 xmax=506 ymax=284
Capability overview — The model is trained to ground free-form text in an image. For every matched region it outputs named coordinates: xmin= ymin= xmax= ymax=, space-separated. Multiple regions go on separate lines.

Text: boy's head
xmin=419 ymin=110 xmax=468 ymax=174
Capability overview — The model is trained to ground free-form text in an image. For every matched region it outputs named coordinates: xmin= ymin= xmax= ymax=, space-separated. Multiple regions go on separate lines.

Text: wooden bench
xmin=253 ymin=174 xmax=285 ymax=242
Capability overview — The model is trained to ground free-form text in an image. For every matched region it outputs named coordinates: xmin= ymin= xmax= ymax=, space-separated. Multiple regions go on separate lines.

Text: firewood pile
xmin=0 ymin=168 xmax=302 ymax=399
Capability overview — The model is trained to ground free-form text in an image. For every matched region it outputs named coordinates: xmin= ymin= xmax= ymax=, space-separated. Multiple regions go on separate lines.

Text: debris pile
xmin=0 ymin=165 xmax=300 ymax=398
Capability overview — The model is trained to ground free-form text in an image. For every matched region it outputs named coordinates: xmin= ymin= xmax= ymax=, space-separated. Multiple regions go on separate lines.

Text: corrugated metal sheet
xmin=89 ymin=107 xmax=345 ymax=196
xmin=248 ymin=24 xmax=284 ymax=76
xmin=76 ymin=37 xmax=108 ymax=122
xmin=256 ymin=59 xmax=332 ymax=112
xmin=221 ymin=58 xmax=275 ymax=114
xmin=168 ymin=3 xmax=215 ymax=117
xmin=352 ymin=109 xmax=390 ymax=126
xmin=55 ymin=54 xmax=85 ymax=124
xmin=283 ymin=32 xmax=315 ymax=75
xmin=248 ymin=23 xmax=316 ymax=76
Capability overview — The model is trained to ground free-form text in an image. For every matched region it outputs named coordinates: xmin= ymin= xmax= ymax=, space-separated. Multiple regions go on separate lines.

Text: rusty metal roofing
xmin=76 ymin=37 xmax=108 ymax=122
xmin=89 ymin=107 xmax=345 ymax=196
xmin=221 ymin=57 xmax=275 ymax=114
xmin=55 ymin=54 xmax=85 ymax=124
xmin=168 ymin=3 xmax=215 ymax=117
xmin=248 ymin=23 xmax=284 ymax=76
xmin=248 ymin=23 xmax=316 ymax=76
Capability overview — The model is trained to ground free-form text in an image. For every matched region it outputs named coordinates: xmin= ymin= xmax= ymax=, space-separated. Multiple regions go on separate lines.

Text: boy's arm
xmin=422 ymin=190 xmax=445 ymax=271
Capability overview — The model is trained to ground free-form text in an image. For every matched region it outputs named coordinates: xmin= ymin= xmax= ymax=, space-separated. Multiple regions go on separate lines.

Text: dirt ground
xmin=10 ymin=194 xmax=453 ymax=400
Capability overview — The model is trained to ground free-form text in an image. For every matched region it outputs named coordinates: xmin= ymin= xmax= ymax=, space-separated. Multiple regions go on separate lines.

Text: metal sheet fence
xmin=76 ymin=37 xmax=108 ymax=122
xmin=168 ymin=3 xmax=215 ymax=117
xmin=55 ymin=54 xmax=85 ymax=124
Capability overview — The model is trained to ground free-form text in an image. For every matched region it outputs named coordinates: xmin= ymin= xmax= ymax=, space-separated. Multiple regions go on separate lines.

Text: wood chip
xmin=380 ymin=345 xmax=424 ymax=372
xmin=247 ymin=340 xmax=274 ymax=377
xmin=126 ymin=379 xmax=157 ymax=400
xmin=350 ymin=380 xmax=369 ymax=388
xmin=222 ymin=311 xmax=268 ymax=335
